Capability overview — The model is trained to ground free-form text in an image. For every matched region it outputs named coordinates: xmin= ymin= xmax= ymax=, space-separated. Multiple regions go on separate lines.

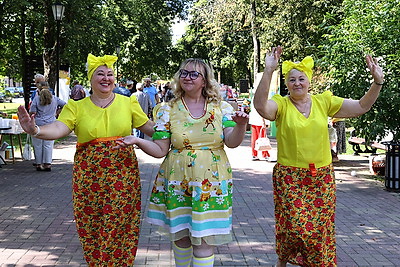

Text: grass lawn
xmin=1 ymin=102 xmax=21 ymax=117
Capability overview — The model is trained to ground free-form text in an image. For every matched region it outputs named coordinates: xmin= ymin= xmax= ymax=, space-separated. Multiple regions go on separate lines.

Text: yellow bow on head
xmin=282 ymin=56 xmax=314 ymax=82
xmin=87 ymin=53 xmax=118 ymax=81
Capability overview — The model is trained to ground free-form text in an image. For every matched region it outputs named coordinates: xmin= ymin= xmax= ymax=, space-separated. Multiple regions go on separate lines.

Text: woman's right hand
xmin=17 ymin=105 xmax=37 ymax=135
xmin=113 ymin=135 xmax=138 ymax=149
xmin=264 ymin=46 xmax=283 ymax=72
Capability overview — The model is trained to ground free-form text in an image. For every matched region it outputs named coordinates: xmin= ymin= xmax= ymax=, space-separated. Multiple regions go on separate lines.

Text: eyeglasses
xmin=179 ymin=69 xmax=203 ymax=80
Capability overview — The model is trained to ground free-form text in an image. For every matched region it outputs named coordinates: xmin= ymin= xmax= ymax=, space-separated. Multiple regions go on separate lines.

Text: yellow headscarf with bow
xmin=87 ymin=53 xmax=118 ymax=81
xmin=282 ymin=56 xmax=314 ymax=82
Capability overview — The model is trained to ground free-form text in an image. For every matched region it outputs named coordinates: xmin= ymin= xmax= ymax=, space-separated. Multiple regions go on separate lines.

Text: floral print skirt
xmin=73 ymin=137 xmax=141 ymax=266
xmin=273 ymin=163 xmax=337 ymax=267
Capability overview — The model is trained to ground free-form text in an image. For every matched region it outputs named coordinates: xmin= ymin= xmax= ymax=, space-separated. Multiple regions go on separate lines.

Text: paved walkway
xmin=0 ymin=134 xmax=399 ymax=266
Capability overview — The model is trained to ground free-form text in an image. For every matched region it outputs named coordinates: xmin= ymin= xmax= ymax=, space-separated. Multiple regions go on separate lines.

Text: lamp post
xmin=115 ymin=45 xmax=121 ymax=83
xmin=52 ymin=2 xmax=65 ymax=97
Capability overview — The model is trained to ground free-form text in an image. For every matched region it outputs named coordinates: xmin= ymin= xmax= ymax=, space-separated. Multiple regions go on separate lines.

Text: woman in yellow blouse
xmin=254 ymin=46 xmax=384 ymax=267
xmin=17 ymin=54 xmax=154 ymax=266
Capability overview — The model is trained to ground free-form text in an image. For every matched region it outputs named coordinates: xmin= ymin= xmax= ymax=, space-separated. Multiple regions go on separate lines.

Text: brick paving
xmin=0 ymin=134 xmax=399 ymax=266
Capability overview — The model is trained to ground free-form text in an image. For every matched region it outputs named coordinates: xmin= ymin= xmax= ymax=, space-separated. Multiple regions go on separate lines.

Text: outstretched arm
xmin=254 ymin=46 xmax=282 ymax=121
xmin=113 ymin=135 xmax=170 ymax=158
xmin=17 ymin=105 xmax=71 ymax=140
xmin=334 ymin=55 xmax=384 ymax=118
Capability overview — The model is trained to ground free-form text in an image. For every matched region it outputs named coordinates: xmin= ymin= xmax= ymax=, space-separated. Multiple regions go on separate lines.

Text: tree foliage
xmin=321 ymin=0 xmax=400 ymax=141
xmin=0 ymin=0 xmax=190 ymax=89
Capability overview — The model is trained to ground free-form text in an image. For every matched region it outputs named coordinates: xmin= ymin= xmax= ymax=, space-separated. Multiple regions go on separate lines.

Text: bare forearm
xmin=359 ymin=82 xmax=382 ymax=111
xmin=32 ymin=121 xmax=71 ymax=140
xmin=224 ymin=124 xmax=247 ymax=148
xmin=254 ymin=70 xmax=273 ymax=115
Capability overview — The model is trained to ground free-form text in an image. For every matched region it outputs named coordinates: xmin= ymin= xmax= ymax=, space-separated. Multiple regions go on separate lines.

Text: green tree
xmin=321 ymin=0 xmax=400 ymax=141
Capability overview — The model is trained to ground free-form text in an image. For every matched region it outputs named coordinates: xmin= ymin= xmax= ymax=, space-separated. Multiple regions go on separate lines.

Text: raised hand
xmin=264 ymin=46 xmax=283 ymax=72
xmin=232 ymin=111 xmax=249 ymax=125
xmin=17 ymin=105 xmax=36 ymax=135
xmin=366 ymin=55 xmax=384 ymax=84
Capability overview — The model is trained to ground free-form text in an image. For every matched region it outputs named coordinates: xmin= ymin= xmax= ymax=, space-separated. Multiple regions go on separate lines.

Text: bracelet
xmin=32 ymin=125 xmax=40 ymax=136
xmin=374 ymin=81 xmax=385 ymax=86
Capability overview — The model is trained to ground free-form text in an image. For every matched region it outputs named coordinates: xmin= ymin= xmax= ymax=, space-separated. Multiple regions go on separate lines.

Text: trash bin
xmin=382 ymin=141 xmax=400 ymax=191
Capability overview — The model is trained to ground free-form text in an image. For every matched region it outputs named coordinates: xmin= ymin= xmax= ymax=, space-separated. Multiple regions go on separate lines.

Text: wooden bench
xmin=348 ymin=136 xmax=387 ymax=155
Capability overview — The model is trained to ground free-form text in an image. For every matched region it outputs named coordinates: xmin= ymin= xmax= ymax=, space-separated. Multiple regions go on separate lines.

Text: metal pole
xmin=56 ymin=20 xmax=60 ymax=97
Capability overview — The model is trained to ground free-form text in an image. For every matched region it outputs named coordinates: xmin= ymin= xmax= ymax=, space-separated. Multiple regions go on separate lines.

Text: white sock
xmin=192 ymin=255 xmax=215 ymax=267
xmin=173 ymin=242 xmax=193 ymax=267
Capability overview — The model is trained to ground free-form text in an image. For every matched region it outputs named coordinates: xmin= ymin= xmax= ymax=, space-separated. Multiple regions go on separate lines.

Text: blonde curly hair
xmin=169 ymin=58 xmax=222 ymax=106
xmin=38 ymin=81 xmax=53 ymax=106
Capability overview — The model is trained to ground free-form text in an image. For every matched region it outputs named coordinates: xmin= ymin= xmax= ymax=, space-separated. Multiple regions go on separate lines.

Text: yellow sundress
xmin=147 ymin=99 xmax=237 ymax=246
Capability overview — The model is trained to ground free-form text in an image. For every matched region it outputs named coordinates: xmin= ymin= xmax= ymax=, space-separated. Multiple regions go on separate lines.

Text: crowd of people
xmin=16 ymin=47 xmax=384 ymax=266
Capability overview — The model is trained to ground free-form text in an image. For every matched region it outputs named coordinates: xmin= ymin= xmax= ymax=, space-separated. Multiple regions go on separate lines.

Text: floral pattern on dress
xmin=73 ymin=139 xmax=141 ymax=266
xmin=273 ymin=163 xmax=337 ymax=267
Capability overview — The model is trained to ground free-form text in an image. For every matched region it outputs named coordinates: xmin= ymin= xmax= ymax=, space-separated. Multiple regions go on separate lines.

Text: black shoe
xmin=43 ymin=168 xmax=51 ymax=172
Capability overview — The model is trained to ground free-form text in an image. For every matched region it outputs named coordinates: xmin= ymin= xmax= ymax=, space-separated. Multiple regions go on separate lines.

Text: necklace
xmin=289 ymin=95 xmax=310 ymax=116
xmin=91 ymin=93 xmax=115 ymax=108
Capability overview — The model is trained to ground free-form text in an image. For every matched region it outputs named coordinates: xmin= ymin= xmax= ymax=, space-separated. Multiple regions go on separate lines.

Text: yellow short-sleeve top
xmin=272 ymin=91 xmax=344 ymax=168
xmin=58 ymin=94 xmax=149 ymax=143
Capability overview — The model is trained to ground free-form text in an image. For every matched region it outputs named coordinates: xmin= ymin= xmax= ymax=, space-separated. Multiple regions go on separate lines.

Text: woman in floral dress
xmin=254 ymin=46 xmax=384 ymax=266
xmin=115 ymin=58 xmax=249 ymax=267
xmin=18 ymin=54 xmax=154 ymax=266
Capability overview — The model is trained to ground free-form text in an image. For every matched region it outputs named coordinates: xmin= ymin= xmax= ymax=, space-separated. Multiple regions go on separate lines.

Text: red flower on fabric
xmin=284 ymin=175 xmax=293 ymax=184
xmin=324 ymin=174 xmax=333 ymax=183
xmin=114 ymin=248 xmax=123 ymax=258
xmin=99 ymin=158 xmax=111 ymax=168
xmin=114 ymin=181 xmax=124 ymax=191
xmin=103 ymin=204 xmax=113 ymax=214
xmin=90 ymin=183 xmax=101 ymax=192
xmin=124 ymin=158 xmax=133 ymax=166
xmin=305 ymin=222 xmax=314 ymax=231
xmin=124 ymin=204 xmax=132 ymax=214
xmin=314 ymin=198 xmax=324 ymax=207
xmin=302 ymin=177 xmax=312 ymax=186
xmin=315 ymin=243 xmax=322 ymax=251
xmin=77 ymin=228 xmax=87 ymax=237
xmin=294 ymin=199 xmax=303 ymax=208
xmin=101 ymin=252 xmax=111 ymax=262
xmin=80 ymin=161 xmax=88 ymax=169
xmin=83 ymin=206 xmax=94 ymax=215
xmin=136 ymin=201 xmax=141 ymax=210
xmin=92 ymin=250 xmax=101 ymax=259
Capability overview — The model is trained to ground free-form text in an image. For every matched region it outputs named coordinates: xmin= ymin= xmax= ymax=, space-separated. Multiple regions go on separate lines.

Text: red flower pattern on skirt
xmin=273 ymin=163 xmax=337 ymax=267
xmin=73 ymin=139 xmax=141 ymax=266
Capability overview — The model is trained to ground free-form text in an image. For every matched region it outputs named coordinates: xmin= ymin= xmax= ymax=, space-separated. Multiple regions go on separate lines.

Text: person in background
xmin=133 ymin=82 xmax=151 ymax=139
xmin=163 ymin=81 xmax=174 ymax=102
xmin=114 ymin=58 xmax=249 ymax=267
xmin=69 ymin=80 xmax=86 ymax=101
xmin=29 ymin=81 xmax=66 ymax=171
xmin=143 ymin=78 xmax=159 ymax=108
xmin=17 ymin=53 xmax=155 ymax=266
xmin=332 ymin=117 xmax=346 ymax=157
xmin=30 ymin=74 xmax=45 ymax=101
xmin=113 ymin=78 xmax=131 ymax=97
xmin=127 ymin=79 xmax=137 ymax=94
xmin=249 ymin=99 xmax=270 ymax=161
xmin=254 ymin=46 xmax=384 ymax=267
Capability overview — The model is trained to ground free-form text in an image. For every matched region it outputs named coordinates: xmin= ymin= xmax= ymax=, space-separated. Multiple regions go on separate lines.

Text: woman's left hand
xmin=366 ymin=55 xmax=384 ymax=84
xmin=232 ymin=111 xmax=249 ymax=125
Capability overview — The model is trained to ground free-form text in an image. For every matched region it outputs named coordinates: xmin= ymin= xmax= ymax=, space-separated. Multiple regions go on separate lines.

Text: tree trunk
xmin=251 ymin=0 xmax=260 ymax=87
xmin=43 ymin=3 xmax=56 ymax=91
